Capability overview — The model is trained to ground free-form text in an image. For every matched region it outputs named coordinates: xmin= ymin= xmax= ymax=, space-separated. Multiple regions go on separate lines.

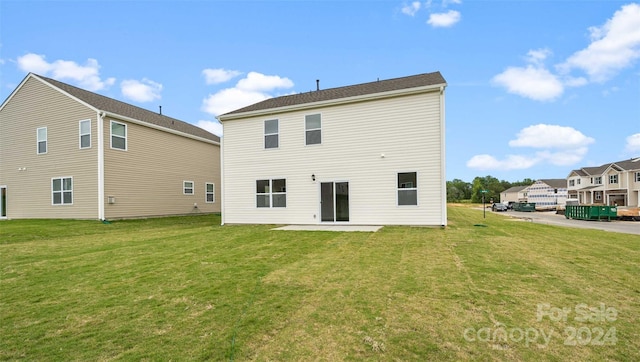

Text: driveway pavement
xmin=493 ymin=209 xmax=640 ymax=235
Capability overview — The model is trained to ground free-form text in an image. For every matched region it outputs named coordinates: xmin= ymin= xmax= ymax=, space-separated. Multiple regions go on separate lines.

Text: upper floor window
xmin=111 ymin=121 xmax=127 ymax=150
xmin=305 ymin=114 xmax=322 ymax=145
xmin=52 ymin=177 xmax=72 ymax=205
xmin=609 ymin=174 xmax=618 ymax=184
xmin=577 ymin=179 xmax=581 ymax=185
xmin=183 ymin=181 xmax=194 ymax=195
xmin=206 ymin=182 xmax=215 ymax=203
xmin=569 ymin=180 xmax=575 ymax=187
xmin=398 ymin=172 xmax=418 ymax=206
xmin=79 ymin=120 xmax=91 ymax=149
xmin=636 ymin=172 xmax=640 ymax=182
xmin=37 ymin=127 xmax=47 ymax=154
xmin=256 ymin=179 xmax=286 ymax=208
xmin=264 ymin=119 xmax=278 ymax=149
xmin=593 ymin=176 xmax=602 ymax=185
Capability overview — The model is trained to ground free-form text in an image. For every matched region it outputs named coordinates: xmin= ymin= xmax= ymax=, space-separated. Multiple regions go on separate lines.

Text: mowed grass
xmin=1 ymin=207 xmax=639 ymax=361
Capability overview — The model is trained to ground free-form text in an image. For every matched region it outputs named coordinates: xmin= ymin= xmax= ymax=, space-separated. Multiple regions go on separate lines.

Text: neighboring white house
xmin=217 ymin=72 xmax=447 ymax=226
xmin=526 ymin=179 xmax=568 ymax=210
xmin=500 ymin=185 xmax=529 ymax=204
xmin=567 ymin=158 xmax=640 ymax=206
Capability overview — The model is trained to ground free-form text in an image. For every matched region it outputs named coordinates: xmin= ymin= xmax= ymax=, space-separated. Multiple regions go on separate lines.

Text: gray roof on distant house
xmin=33 ymin=74 xmax=219 ymax=143
xmin=502 ymin=185 xmax=528 ymax=193
xmin=569 ymin=157 xmax=640 ymax=177
xmin=539 ymin=179 xmax=568 ymax=189
xmin=220 ymin=71 xmax=446 ymax=117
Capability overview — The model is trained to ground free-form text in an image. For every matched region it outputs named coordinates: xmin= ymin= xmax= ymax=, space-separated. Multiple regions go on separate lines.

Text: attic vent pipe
xmin=159 ymin=106 xmax=162 ymax=115
xmin=316 ymin=79 xmax=320 ymax=91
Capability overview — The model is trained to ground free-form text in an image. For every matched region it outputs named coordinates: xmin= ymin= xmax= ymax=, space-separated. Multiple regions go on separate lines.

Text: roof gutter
xmin=217 ymin=82 xmax=447 ymax=122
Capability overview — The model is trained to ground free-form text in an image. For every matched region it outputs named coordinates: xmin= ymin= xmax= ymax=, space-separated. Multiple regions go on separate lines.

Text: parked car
xmin=492 ymin=203 xmax=508 ymax=212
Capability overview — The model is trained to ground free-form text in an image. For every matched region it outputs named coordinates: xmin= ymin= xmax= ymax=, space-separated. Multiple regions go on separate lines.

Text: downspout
xmin=219 ymin=127 xmax=225 ymax=225
xmin=439 ymin=85 xmax=447 ymax=226
xmin=98 ymin=111 xmax=106 ymax=220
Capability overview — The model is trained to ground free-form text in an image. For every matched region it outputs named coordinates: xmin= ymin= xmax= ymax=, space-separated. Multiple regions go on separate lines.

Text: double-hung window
xmin=52 ymin=177 xmax=73 ymax=205
xmin=636 ymin=172 xmax=640 ymax=182
xmin=397 ymin=172 xmax=418 ymax=206
xmin=79 ymin=120 xmax=91 ymax=149
xmin=264 ymin=119 xmax=278 ymax=149
xmin=609 ymin=174 xmax=618 ymax=184
xmin=183 ymin=181 xmax=194 ymax=195
xmin=37 ymin=127 xmax=47 ymax=154
xmin=256 ymin=179 xmax=286 ymax=208
xmin=305 ymin=114 xmax=321 ymax=145
xmin=111 ymin=121 xmax=127 ymax=150
xmin=205 ymin=182 xmax=215 ymax=203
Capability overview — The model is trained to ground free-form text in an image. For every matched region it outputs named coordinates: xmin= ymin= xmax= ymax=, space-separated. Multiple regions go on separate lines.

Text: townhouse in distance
xmin=217 ymin=72 xmax=447 ymax=226
xmin=0 ymin=73 xmax=220 ymax=220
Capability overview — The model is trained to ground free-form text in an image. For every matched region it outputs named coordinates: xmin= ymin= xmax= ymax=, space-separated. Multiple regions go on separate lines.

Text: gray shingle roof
xmin=503 ymin=186 xmax=528 ymax=193
xmin=570 ymin=157 xmax=640 ymax=176
xmin=539 ymin=179 xmax=567 ymax=189
xmin=220 ymin=71 xmax=446 ymax=117
xmin=35 ymin=74 xmax=219 ymax=143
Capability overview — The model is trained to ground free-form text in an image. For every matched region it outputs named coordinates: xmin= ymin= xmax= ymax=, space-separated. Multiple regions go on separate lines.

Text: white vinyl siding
xmin=110 ymin=121 xmax=127 ymax=150
xmin=79 ymin=119 xmax=91 ymax=149
xmin=206 ymin=182 xmax=215 ymax=203
xmin=37 ymin=127 xmax=47 ymax=154
xmin=221 ymin=90 xmax=445 ymax=225
xmin=52 ymin=177 xmax=73 ymax=205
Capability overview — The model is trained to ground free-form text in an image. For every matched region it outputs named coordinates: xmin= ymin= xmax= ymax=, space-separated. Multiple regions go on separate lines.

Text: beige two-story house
xmin=0 ymin=73 xmax=220 ymax=220
xmin=217 ymin=72 xmax=447 ymax=226
xmin=567 ymin=158 xmax=640 ymax=206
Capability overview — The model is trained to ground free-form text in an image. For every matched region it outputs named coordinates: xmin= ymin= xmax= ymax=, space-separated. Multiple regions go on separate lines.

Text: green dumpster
xmin=565 ymin=205 xmax=618 ymax=221
xmin=513 ymin=202 xmax=536 ymax=212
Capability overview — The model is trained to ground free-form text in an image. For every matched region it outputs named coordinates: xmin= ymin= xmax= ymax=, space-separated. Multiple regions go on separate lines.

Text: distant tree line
xmin=446 ymin=176 xmax=534 ymax=203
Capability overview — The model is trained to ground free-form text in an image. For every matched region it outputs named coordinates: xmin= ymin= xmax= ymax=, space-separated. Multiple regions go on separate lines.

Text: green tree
xmin=446 ymin=179 xmax=472 ymax=202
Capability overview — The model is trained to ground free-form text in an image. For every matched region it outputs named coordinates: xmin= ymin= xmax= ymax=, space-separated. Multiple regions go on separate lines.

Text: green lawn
xmin=1 ymin=206 xmax=639 ymax=361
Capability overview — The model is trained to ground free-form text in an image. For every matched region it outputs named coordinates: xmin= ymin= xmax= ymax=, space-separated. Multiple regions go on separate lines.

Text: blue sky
xmin=1 ymin=0 xmax=639 ymax=182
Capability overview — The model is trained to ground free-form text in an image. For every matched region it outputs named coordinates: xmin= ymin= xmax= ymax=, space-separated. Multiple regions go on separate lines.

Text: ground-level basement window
xmin=256 ymin=179 xmax=286 ymax=208
xmin=397 ymin=172 xmax=417 ymax=206
xmin=52 ymin=177 xmax=73 ymax=205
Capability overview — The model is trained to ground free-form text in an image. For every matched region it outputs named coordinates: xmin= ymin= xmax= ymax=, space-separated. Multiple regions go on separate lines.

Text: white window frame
xmin=594 ymin=176 xmax=602 ymax=185
xmin=595 ymin=192 xmax=602 ymax=201
xmin=256 ymin=178 xmax=287 ymax=208
xmin=110 ymin=121 xmax=127 ymax=151
xmin=264 ymin=119 xmax=279 ymax=149
xmin=636 ymin=172 xmax=640 ymax=182
xmin=569 ymin=180 xmax=575 ymax=187
xmin=205 ymin=182 xmax=215 ymax=203
xmin=183 ymin=181 xmax=194 ymax=195
xmin=37 ymin=127 xmax=47 ymax=155
xmin=52 ymin=176 xmax=73 ymax=205
xmin=305 ymin=113 xmax=322 ymax=146
xmin=397 ymin=171 xmax=418 ymax=206
xmin=79 ymin=119 xmax=91 ymax=149
xmin=609 ymin=174 xmax=618 ymax=184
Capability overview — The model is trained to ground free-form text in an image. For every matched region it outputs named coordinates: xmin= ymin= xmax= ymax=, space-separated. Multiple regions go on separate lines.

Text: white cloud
xmin=196 ymin=120 xmax=223 ymax=137
xmin=202 ymin=72 xmax=294 ymax=116
xmin=16 ymin=53 xmax=115 ymax=91
xmin=508 ymin=124 xmax=595 ymax=149
xmin=525 ymin=48 xmax=552 ymax=66
xmin=401 ymin=1 xmax=421 ymax=16
xmin=202 ymin=68 xmax=242 ymax=85
xmin=467 ymin=154 xmax=540 ymax=171
xmin=442 ymin=0 xmax=462 ymax=6
xmin=625 ymin=133 xmax=640 ymax=153
xmin=492 ymin=65 xmax=564 ymax=101
xmin=468 ymin=124 xmax=594 ymax=171
xmin=559 ymin=3 xmax=640 ymax=82
xmin=427 ymin=10 xmax=461 ymax=27
xmin=236 ymin=72 xmax=294 ymax=92
xmin=120 ymin=78 xmax=162 ymax=103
